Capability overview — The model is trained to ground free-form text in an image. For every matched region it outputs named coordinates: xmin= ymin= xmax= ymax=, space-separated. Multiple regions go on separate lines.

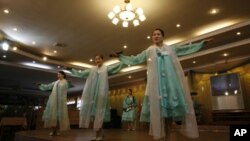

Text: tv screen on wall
xmin=210 ymin=73 xmax=242 ymax=96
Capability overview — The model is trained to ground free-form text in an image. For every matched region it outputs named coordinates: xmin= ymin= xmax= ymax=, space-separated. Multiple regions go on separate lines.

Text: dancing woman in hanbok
xmin=38 ymin=71 xmax=71 ymax=136
xmin=69 ymin=54 xmax=124 ymax=141
xmin=121 ymin=89 xmax=137 ymax=131
xmin=112 ymin=28 xmax=210 ymax=140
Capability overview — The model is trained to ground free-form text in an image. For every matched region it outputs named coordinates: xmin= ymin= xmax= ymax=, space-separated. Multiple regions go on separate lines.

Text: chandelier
xmin=107 ymin=0 xmax=146 ymax=27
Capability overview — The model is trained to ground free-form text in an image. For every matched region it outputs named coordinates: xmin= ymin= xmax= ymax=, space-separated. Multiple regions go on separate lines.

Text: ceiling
xmin=0 ymin=0 xmax=250 ymax=100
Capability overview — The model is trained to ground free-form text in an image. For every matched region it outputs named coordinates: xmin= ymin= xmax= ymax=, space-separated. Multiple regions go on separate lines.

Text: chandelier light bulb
xmin=133 ymin=19 xmax=139 ymax=26
xmin=136 ymin=8 xmax=144 ymax=15
xmin=112 ymin=18 xmax=119 ymax=25
xmin=123 ymin=21 xmax=129 ymax=27
xmin=108 ymin=12 xmax=115 ymax=19
xmin=139 ymin=15 xmax=146 ymax=21
xmin=125 ymin=4 xmax=133 ymax=11
xmin=113 ymin=5 xmax=121 ymax=13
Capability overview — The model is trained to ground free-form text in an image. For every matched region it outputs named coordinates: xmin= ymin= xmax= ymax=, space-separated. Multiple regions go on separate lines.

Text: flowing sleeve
xmin=119 ymin=50 xmax=147 ymax=65
xmin=66 ymin=81 xmax=74 ymax=89
xmin=107 ymin=62 xmax=125 ymax=75
xmin=39 ymin=81 xmax=55 ymax=91
xmin=173 ymin=40 xmax=205 ymax=57
xmin=70 ymin=68 xmax=90 ymax=78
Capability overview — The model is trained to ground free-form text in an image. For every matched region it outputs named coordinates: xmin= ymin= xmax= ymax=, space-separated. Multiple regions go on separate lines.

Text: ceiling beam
xmin=183 ymin=55 xmax=250 ymax=72
xmin=176 ymin=20 xmax=250 ymax=45
xmin=179 ymin=38 xmax=250 ymax=61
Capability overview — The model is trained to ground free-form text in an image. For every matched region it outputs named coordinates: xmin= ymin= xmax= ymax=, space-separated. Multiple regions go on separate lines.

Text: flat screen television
xmin=210 ymin=73 xmax=242 ymax=96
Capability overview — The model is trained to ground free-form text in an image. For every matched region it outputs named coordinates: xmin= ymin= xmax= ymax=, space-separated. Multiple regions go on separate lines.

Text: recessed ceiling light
xmin=192 ymin=61 xmax=196 ymax=64
xmin=3 ymin=9 xmax=9 ymax=14
xmin=57 ymin=66 xmax=61 ymax=68
xmin=43 ymin=56 xmax=47 ymax=61
xmin=223 ymin=53 xmax=229 ymax=57
xmin=176 ymin=24 xmax=181 ymax=28
xmin=53 ymin=50 xmax=57 ymax=53
xmin=1 ymin=42 xmax=9 ymax=51
xmin=236 ymin=32 xmax=241 ymax=35
xmin=32 ymin=41 xmax=36 ymax=45
xmin=13 ymin=28 xmax=18 ymax=31
xmin=13 ymin=47 xmax=18 ymax=51
xmin=147 ymin=36 xmax=151 ymax=39
xmin=89 ymin=58 xmax=93 ymax=62
xmin=3 ymin=55 xmax=7 ymax=58
xmin=209 ymin=8 xmax=219 ymax=14
xmin=128 ymin=75 xmax=132 ymax=79
xmin=225 ymin=92 xmax=229 ymax=96
xmin=123 ymin=45 xmax=127 ymax=49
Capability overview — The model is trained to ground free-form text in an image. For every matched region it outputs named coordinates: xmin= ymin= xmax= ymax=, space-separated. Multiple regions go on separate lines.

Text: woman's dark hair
xmin=58 ymin=71 xmax=66 ymax=78
xmin=95 ymin=54 xmax=104 ymax=60
xmin=126 ymin=88 xmax=135 ymax=104
xmin=153 ymin=28 xmax=165 ymax=37
xmin=128 ymin=88 xmax=132 ymax=94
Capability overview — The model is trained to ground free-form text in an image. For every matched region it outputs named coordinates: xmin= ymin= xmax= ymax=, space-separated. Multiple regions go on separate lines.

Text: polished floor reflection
xmin=15 ymin=129 xmax=152 ymax=141
xmin=15 ymin=125 xmax=229 ymax=141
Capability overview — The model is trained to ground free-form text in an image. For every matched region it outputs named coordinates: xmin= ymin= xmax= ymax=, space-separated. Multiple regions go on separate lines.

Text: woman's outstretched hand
xmin=109 ymin=51 xmax=123 ymax=58
xmin=63 ymin=66 xmax=72 ymax=71
xmin=34 ymin=82 xmax=41 ymax=87
xmin=204 ymin=38 xmax=213 ymax=43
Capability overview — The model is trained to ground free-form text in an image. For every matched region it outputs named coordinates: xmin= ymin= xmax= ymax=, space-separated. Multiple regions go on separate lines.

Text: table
xmin=0 ymin=117 xmax=27 ymax=140
xmin=0 ymin=117 xmax=27 ymax=128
